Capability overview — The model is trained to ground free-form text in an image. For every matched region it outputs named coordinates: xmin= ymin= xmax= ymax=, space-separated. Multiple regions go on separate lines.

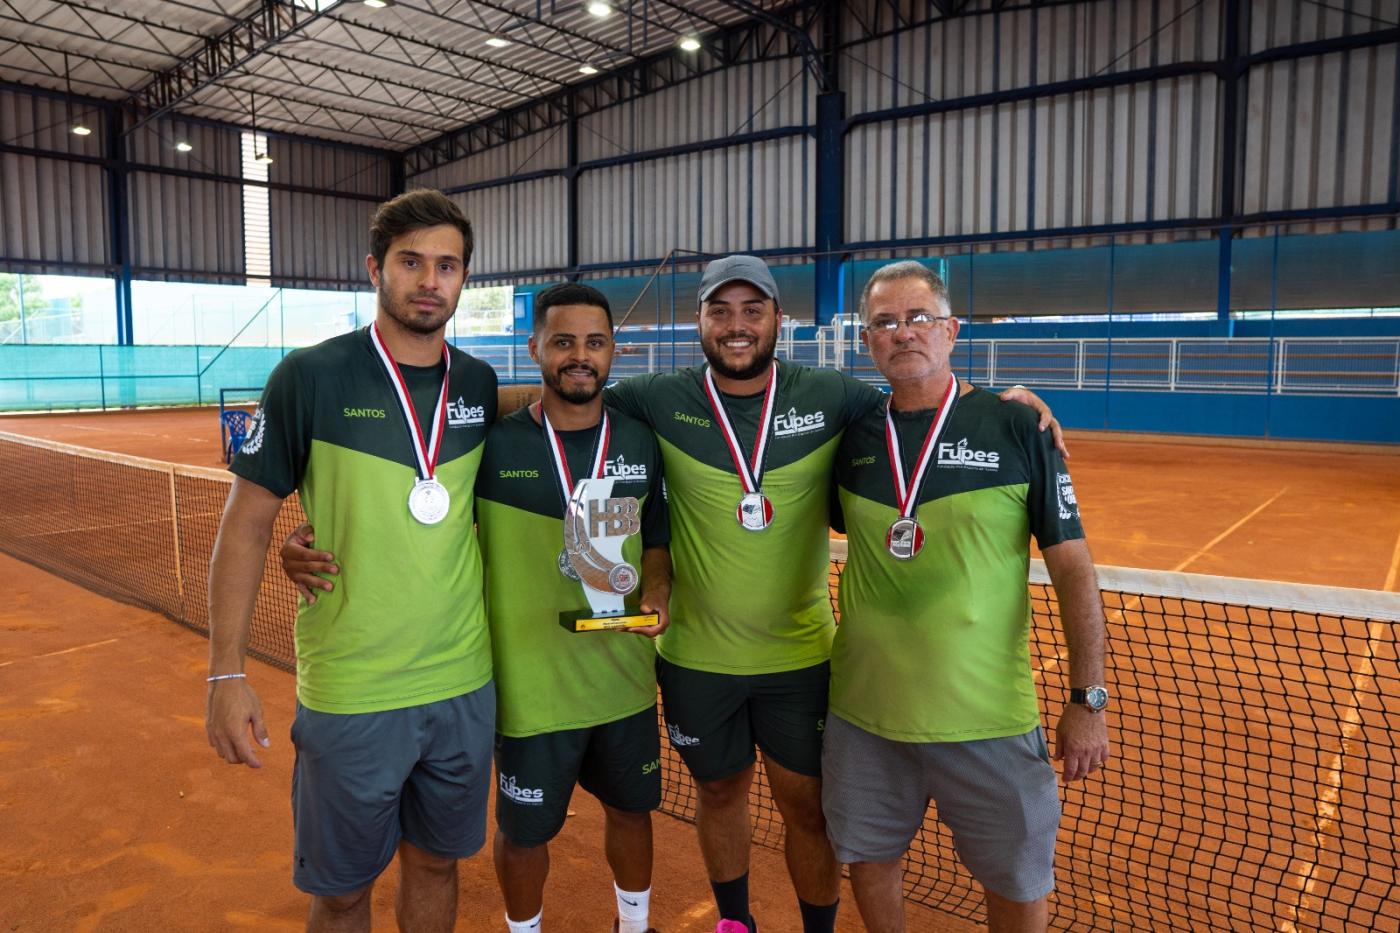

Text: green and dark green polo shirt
xmin=830 ymin=386 xmax=1084 ymax=743
xmin=606 ymin=364 xmax=884 ymax=675
xmin=230 ymin=327 xmax=496 ymax=714
xmin=476 ymin=406 xmax=668 ymax=737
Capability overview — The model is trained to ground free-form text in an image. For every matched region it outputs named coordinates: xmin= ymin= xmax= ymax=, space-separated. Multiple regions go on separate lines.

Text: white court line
xmin=1171 ymin=487 xmax=1289 ymax=574
xmin=0 ymin=637 xmax=119 ymax=668
xmin=1383 ymin=528 xmax=1400 ymax=592
xmin=1278 ymin=616 xmax=1385 ymax=930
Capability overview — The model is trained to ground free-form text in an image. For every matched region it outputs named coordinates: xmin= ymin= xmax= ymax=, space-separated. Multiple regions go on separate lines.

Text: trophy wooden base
xmin=558 ymin=609 xmax=660 ymax=633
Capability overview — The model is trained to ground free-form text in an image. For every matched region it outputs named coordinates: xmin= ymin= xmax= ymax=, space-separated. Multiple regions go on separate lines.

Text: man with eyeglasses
xmin=822 ymin=260 xmax=1111 ymax=932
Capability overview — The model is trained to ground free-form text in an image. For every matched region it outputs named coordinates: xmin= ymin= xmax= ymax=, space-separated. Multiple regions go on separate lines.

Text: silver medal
xmin=736 ymin=492 xmax=773 ymax=532
xmin=886 ymin=516 xmax=923 ymax=560
xmin=408 ymin=478 xmax=450 ymax=525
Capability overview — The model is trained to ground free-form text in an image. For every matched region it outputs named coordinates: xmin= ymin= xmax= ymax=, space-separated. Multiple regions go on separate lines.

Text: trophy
xmin=557 ymin=477 xmax=660 ymax=632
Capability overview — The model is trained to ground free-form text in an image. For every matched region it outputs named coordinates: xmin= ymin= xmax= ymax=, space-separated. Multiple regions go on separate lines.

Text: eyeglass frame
xmin=865 ymin=311 xmax=954 ymax=334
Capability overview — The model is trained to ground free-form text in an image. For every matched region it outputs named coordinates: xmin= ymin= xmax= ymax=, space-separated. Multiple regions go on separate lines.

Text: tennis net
xmin=1 ymin=429 xmax=1396 ymax=932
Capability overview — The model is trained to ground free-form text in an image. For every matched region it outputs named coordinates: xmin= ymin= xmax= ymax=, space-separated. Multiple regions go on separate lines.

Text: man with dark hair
xmin=282 ymin=281 xmax=671 ymax=933
xmin=206 ymin=188 xmax=498 ymax=932
xmin=824 ymin=261 xmax=1109 ymax=932
xmin=602 ymin=255 xmax=1065 ymax=933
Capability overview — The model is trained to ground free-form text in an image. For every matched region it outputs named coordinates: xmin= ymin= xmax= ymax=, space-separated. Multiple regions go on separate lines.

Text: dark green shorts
xmin=494 ymin=705 xmax=661 ymax=848
xmin=657 ymin=658 xmax=829 ymax=782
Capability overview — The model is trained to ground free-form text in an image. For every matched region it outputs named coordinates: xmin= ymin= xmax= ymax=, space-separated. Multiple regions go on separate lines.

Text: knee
xmin=774 ymin=779 xmax=827 ymax=834
xmin=315 ymin=886 xmax=372 ymax=916
xmin=399 ymin=842 xmax=456 ymax=879
xmin=603 ymin=806 xmax=650 ymax=831
xmin=697 ymin=768 xmax=753 ymax=809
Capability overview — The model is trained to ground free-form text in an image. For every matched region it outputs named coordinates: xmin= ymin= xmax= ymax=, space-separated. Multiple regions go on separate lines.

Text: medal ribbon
xmin=701 ymin=361 xmax=779 ymax=495
xmin=885 ymin=373 xmax=958 ymax=520
xmin=539 ymin=404 xmax=611 ymax=503
xmin=369 ymin=322 xmax=451 ymax=483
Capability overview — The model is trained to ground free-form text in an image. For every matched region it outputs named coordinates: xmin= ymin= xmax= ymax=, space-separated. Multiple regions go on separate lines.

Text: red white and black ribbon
xmin=701 ymin=361 xmax=779 ymax=496
xmin=885 ymin=373 xmax=958 ymax=521
xmin=369 ymin=321 xmax=450 ymax=484
xmin=539 ymin=403 xmax=611 ymax=501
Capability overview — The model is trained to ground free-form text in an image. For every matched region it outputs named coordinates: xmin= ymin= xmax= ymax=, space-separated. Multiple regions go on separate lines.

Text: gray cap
xmin=698 ymin=255 xmax=780 ymax=305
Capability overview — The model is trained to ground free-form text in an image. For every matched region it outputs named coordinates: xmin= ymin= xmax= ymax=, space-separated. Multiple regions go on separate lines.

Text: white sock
xmin=615 ymin=883 xmax=651 ymax=933
xmin=506 ymin=909 xmax=542 ymax=933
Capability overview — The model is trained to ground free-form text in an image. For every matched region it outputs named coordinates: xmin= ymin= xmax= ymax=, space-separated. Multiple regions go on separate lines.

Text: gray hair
xmin=857 ymin=261 xmax=951 ymax=321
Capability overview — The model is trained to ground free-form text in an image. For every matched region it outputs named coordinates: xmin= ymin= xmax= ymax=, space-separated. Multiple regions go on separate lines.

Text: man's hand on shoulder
xmin=997 ymin=385 xmax=1068 ymax=458
xmin=1054 ymin=704 xmax=1111 ymax=783
xmin=281 ymin=523 xmax=337 ymax=604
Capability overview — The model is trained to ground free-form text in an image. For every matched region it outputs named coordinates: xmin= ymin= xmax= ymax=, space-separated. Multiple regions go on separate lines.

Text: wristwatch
xmin=1069 ymin=685 xmax=1109 ymax=712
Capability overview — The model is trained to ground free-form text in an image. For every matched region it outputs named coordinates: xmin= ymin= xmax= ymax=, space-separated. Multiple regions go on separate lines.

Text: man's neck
xmin=709 ymin=361 xmax=774 ymax=396
xmin=537 ymin=389 xmax=604 ymax=430
xmin=375 ymin=312 xmax=445 ymax=366
xmin=888 ymin=368 xmax=954 ymax=412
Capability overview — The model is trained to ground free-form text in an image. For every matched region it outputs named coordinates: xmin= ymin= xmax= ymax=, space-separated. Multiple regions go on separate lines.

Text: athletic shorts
xmin=657 ymin=657 xmax=828 ymax=782
xmin=821 ymin=714 xmax=1060 ymax=903
xmin=494 ymin=705 xmax=661 ymax=848
xmin=290 ymin=682 xmax=495 ymax=896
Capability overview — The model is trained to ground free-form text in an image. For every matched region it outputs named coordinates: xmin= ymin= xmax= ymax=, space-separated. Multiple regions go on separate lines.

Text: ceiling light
xmin=485 ymin=36 xmax=510 ymax=48
xmin=586 ymin=2 xmax=611 ymax=17
xmin=175 ymin=141 xmax=193 ymax=152
xmin=254 ymin=151 xmax=274 ymax=165
xmin=363 ymin=0 xmax=389 ymax=8
xmin=679 ymin=37 xmax=701 ymax=52
xmin=578 ymin=64 xmax=598 ymax=75
xmin=71 ymin=123 xmax=92 ymax=136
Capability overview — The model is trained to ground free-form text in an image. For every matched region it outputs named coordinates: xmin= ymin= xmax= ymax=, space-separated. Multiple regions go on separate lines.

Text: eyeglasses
xmin=867 ymin=312 xmax=951 ymax=333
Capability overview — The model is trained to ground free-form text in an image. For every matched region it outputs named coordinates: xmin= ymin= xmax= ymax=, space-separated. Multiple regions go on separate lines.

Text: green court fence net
xmin=1 ymin=430 xmax=1396 ymax=931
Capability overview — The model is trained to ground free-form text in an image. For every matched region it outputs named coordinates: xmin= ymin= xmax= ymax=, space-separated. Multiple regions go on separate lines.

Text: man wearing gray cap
xmin=603 ymin=254 xmax=1063 ymax=933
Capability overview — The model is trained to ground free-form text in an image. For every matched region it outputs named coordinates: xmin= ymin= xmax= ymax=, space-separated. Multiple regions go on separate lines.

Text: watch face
xmin=1085 ymin=685 xmax=1109 ymax=711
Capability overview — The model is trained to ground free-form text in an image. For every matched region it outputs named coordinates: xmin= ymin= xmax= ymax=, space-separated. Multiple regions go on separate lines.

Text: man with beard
xmin=602 ymin=255 xmax=1064 ymax=933
xmin=823 ymin=261 xmax=1109 ymax=932
xmin=205 ymin=189 xmax=498 ymax=932
xmin=282 ymin=283 xmax=671 ymax=933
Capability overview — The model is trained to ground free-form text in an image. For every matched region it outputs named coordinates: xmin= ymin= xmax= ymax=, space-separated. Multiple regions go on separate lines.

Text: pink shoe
xmin=714 ymin=922 xmax=750 ymax=933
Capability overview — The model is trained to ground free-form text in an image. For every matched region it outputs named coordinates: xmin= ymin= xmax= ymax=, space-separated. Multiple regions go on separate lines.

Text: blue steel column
xmin=105 ymin=106 xmax=134 ymax=345
xmin=1216 ymin=0 xmax=1242 ymax=335
xmin=814 ymin=92 xmax=845 ymax=327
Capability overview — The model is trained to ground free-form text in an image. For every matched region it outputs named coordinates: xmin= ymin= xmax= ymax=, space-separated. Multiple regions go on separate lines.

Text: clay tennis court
xmin=2 ymin=406 xmax=1397 ymax=932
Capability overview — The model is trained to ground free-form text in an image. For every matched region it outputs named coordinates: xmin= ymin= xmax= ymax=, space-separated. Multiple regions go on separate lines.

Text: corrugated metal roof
xmin=0 ymin=0 xmax=768 ymax=151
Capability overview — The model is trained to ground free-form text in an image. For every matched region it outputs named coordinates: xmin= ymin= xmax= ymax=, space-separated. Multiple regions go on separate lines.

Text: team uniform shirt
xmin=829 ymin=387 xmax=1084 ymax=743
xmin=606 ymin=365 xmax=883 ymax=675
xmin=476 ymin=406 xmax=668 ymax=738
xmin=231 ymin=327 xmax=496 ymax=715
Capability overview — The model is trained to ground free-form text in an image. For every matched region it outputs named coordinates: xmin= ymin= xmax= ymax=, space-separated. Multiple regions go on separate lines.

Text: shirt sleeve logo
xmin=240 ymin=407 xmax=267 ymax=456
xmin=1057 ymin=472 xmax=1079 ymax=520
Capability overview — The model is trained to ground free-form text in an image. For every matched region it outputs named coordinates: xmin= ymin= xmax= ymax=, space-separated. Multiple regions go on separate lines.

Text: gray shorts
xmin=291 ymin=682 xmax=496 ymax=896
xmin=821 ymin=714 xmax=1060 ymax=902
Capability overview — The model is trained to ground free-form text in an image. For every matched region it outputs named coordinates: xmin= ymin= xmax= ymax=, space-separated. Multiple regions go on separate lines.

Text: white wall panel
xmin=408 ymin=127 xmax=568 ymax=192
xmin=0 ymin=88 xmax=104 ymax=156
xmin=270 ymin=138 xmax=393 ymax=196
xmin=450 ymin=178 xmax=567 ymax=276
xmin=128 ymin=117 xmax=241 ymax=176
xmin=579 ymin=58 xmax=813 ymax=162
xmin=847 ymin=77 xmax=1219 ymax=244
xmin=1241 ymin=45 xmax=1397 ymax=215
xmin=269 ymin=191 xmax=372 ymax=288
xmin=577 ymin=137 xmax=812 ymax=266
xmin=1247 ymin=0 xmax=1400 ymax=53
xmin=128 ymin=173 xmax=244 ymax=282
xmin=0 ymin=153 xmax=109 ymax=273
xmin=844 ymin=0 xmax=1222 ymax=116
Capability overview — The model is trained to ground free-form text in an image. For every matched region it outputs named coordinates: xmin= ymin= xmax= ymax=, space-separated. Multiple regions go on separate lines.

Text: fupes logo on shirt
xmin=448 ymin=396 xmax=487 ymax=427
xmin=603 ymin=453 xmax=648 ymax=483
xmin=774 ymin=405 xmax=827 ymax=438
xmin=936 ymin=437 xmax=1001 ymax=471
